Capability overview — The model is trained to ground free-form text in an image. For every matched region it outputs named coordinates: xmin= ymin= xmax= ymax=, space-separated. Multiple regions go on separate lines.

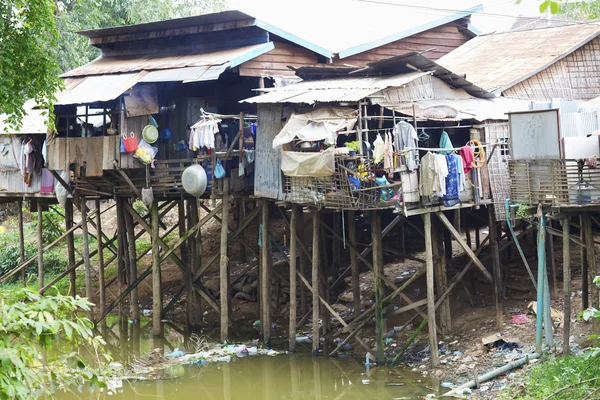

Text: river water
xmin=56 ymin=321 xmax=439 ymax=399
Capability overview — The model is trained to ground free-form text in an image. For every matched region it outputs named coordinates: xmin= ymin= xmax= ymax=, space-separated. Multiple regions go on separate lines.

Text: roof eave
xmin=254 ymin=19 xmax=335 ymax=58
xmin=337 ymin=4 xmax=483 ymax=59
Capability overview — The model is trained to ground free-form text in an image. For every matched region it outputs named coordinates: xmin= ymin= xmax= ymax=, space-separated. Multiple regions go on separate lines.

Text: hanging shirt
xmin=419 ymin=152 xmax=437 ymax=196
xmin=393 ymin=121 xmax=418 ymax=171
xmin=456 ymin=155 xmax=466 ymax=192
xmin=460 ymin=145 xmax=474 ymax=174
xmin=443 ymin=154 xmax=461 ymax=207
xmin=433 ymin=154 xmax=449 ymax=197
xmin=439 ymin=130 xmax=454 ymax=155
xmin=383 ymin=131 xmax=393 ymax=170
xmin=373 ymin=134 xmax=385 ymax=163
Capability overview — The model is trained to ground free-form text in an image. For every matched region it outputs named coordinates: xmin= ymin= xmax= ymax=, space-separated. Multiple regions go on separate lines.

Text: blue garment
xmin=376 ymin=176 xmax=393 ymax=202
xmin=443 ymin=154 xmax=460 ymax=207
xmin=439 ymin=131 xmax=454 ymax=155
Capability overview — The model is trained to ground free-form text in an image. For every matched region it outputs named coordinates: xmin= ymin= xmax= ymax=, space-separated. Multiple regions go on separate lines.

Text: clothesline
xmin=404 ymin=143 xmax=492 ymax=152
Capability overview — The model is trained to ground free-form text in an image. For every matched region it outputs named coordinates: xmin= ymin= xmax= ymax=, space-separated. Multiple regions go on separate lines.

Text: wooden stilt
xmin=312 ymin=210 xmax=320 ymax=355
xmin=423 ymin=213 xmax=439 ymax=367
xmin=37 ymin=199 xmax=44 ymax=290
xmin=475 ymin=220 xmax=481 ymax=249
xmin=188 ymin=199 xmax=202 ymax=329
xmin=464 ymin=210 xmax=472 ymax=250
xmin=220 ymin=178 xmax=230 ymax=342
xmin=116 ymin=199 xmax=126 ymax=316
xmin=348 ymin=210 xmax=361 ymax=319
xmin=124 ymin=204 xmax=139 ymax=322
xmin=261 ymin=200 xmax=271 ymax=344
xmin=488 ymin=206 xmax=503 ymax=330
xmin=400 ymin=219 xmax=406 ymax=254
xmin=547 ymin=220 xmax=558 ymax=299
xmin=95 ymin=199 xmax=106 ymax=326
xmin=581 ymin=215 xmax=589 ymax=310
xmin=584 ymin=214 xmax=598 ymax=333
xmin=151 ymin=201 xmax=163 ymax=337
xmin=433 ymin=216 xmax=451 ymax=335
xmin=178 ymin=200 xmax=190 ymax=330
xmin=562 ymin=216 xmax=571 ymax=355
xmin=299 ymin=208 xmax=308 ymax=318
xmin=332 ymin=213 xmax=340 ymax=280
xmin=320 ymin=223 xmax=330 ymax=336
xmin=372 ymin=212 xmax=384 ymax=364
xmin=289 ymin=205 xmax=298 ymax=352
xmin=17 ymin=200 xmax=25 ymax=287
xmin=236 ymin=198 xmax=247 ymax=263
xmin=80 ymin=197 xmax=94 ymax=322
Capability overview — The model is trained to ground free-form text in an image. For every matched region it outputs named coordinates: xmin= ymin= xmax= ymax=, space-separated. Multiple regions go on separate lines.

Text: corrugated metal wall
xmin=254 ymin=103 xmax=284 ymax=200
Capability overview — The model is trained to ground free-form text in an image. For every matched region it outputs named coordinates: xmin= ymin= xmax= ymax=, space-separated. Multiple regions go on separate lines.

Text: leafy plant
xmin=0 ymin=287 xmax=110 ymax=399
xmin=28 ymin=206 xmax=66 ymax=244
xmin=345 ymin=141 xmax=361 ymax=152
xmin=132 ymin=200 xmax=149 ymax=218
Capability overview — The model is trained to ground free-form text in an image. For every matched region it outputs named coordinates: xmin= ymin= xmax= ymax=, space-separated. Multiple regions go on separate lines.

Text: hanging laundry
xmin=433 ymin=153 xmax=448 ymax=197
xmin=383 ymin=131 xmax=393 ymax=170
xmin=443 ymin=154 xmax=461 ymax=207
xmin=189 ymin=117 xmax=220 ymax=151
xmin=460 ymin=145 xmax=474 ymax=174
xmin=439 ymin=130 xmax=454 ymax=155
xmin=393 ymin=121 xmax=418 ymax=171
xmin=373 ymin=134 xmax=385 ymax=163
xmin=420 ymin=152 xmax=441 ymax=197
xmin=456 ymin=155 xmax=466 ymax=192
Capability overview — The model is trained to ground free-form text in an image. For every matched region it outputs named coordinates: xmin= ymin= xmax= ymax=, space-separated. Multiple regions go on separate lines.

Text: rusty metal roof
xmin=438 ymin=22 xmax=600 ymax=94
xmin=242 ymin=72 xmax=432 ymax=104
xmin=62 ymin=43 xmax=274 ymax=78
xmin=55 ymin=73 xmax=145 ymax=106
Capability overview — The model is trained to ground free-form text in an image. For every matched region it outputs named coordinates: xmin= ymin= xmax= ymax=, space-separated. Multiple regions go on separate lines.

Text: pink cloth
xmin=383 ymin=132 xmax=393 ymax=170
xmin=40 ymin=168 xmax=55 ymax=194
xmin=460 ymin=145 xmax=474 ymax=174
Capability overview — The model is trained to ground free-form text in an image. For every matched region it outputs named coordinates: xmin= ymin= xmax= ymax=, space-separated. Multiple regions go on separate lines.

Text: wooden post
xmin=299 ymin=208 xmax=308 ymax=318
xmin=124 ymin=205 xmax=139 ymax=322
xmin=488 ymin=206 xmax=503 ymax=330
xmin=80 ymin=197 xmax=94 ymax=322
xmin=584 ymin=214 xmax=599 ymax=333
xmin=433 ymin=216 xmax=451 ymax=335
xmin=178 ymin=200 xmax=190 ymax=330
xmin=188 ymin=199 xmax=202 ymax=329
xmin=220 ymin=178 xmax=230 ymax=342
xmin=372 ymin=212 xmax=384 ymax=364
xmin=423 ymin=213 xmax=439 ymax=367
xmin=320 ymin=223 xmax=330 ymax=335
xmin=151 ymin=201 xmax=162 ymax=337
xmin=547 ymin=220 xmax=558 ymax=299
xmin=332 ymin=213 xmax=340 ymax=280
xmin=261 ymin=200 xmax=271 ymax=343
xmin=236 ymin=198 xmax=247 ymax=263
xmin=289 ymin=205 xmax=298 ymax=352
xmin=95 ymin=199 xmax=106 ymax=325
xmin=475 ymin=220 xmax=481 ymax=249
xmin=312 ymin=210 xmax=320 ymax=355
xmin=37 ymin=199 xmax=44 ymax=290
xmin=65 ymin=200 xmax=77 ymax=297
xmin=581 ymin=215 xmax=589 ymax=310
xmin=116 ymin=199 xmax=126 ymax=316
xmin=348 ymin=210 xmax=361 ymax=319
xmin=17 ymin=200 xmax=25 ymax=287
xmin=464 ymin=210 xmax=472 ymax=250
xmin=562 ymin=216 xmax=571 ymax=355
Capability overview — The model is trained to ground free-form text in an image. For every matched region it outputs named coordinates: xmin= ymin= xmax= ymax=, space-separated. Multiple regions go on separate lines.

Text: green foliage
xmin=133 ymin=200 xmax=149 ymax=218
xmin=559 ymin=0 xmax=600 ymax=20
xmin=0 ymin=0 xmax=63 ymax=131
xmin=539 ymin=0 xmax=561 ymax=14
xmin=345 ymin=141 xmax=361 ymax=152
xmin=0 ymin=287 xmax=110 ymax=399
xmin=29 ymin=206 xmax=65 ymax=243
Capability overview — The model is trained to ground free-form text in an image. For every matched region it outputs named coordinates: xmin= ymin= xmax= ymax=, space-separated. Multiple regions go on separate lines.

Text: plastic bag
xmin=134 ymin=139 xmax=158 ymax=165
xmin=214 ymin=158 xmax=225 ymax=179
xmin=55 ymin=170 xmax=70 ymax=208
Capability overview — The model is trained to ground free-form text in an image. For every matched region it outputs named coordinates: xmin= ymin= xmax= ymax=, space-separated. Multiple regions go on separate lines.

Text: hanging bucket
xmin=182 ymin=164 xmax=208 ymax=197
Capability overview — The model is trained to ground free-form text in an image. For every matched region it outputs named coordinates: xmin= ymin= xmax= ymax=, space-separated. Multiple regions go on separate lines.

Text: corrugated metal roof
xmin=379 ymin=97 xmax=531 ymax=122
xmin=55 ymin=73 xmax=145 ymax=106
xmin=438 ymin=22 xmax=600 ymax=93
xmin=242 ymin=72 xmax=431 ymax=104
xmin=62 ymin=43 xmax=274 ymax=78
xmin=0 ymin=101 xmax=47 ymax=135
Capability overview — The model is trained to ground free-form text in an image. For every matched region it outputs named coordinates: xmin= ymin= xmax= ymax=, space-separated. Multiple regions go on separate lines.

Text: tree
xmin=0 ymin=0 xmax=64 ymax=131
xmin=558 ymin=0 xmax=600 ymax=20
xmin=0 ymin=287 xmax=109 ymax=399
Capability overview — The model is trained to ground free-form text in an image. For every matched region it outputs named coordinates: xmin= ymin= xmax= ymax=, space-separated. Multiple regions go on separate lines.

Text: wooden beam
xmin=65 ymin=200 xmax=76 ymax=296
xmin=488 ymin=206 xmax=503 ymax=330
xmin=220 ymin=179 xmax=230 ymax=342
xmin=435 ymin=211 xmax=493 ymax=282
xmin=261 ymin=200 xmax=272 ymax=344
xmin=372 ymin=213 xmax=384 ymax=364
xmin=312 ymin=210 xmax=320 ymax=356
xmin=37 ymin=199 xmax=44 ymax=290
xmin=289 ymin=205 xmax=298 ymax=353
xmin=124 ymin=204 xmax=139 ymax=322
xmin=562 ymin=216 xmax=571 ymax=355
xmin=348 ymin=210 xmax=361 ymax=319
xmin=95 ymin=199 xmax=106 ymax=326
xmin=433 ymin=215 xmax=451 ymax=335
xmin=114 ymin=161 xmax=142 ymax=199
xmin=151 ymin=202 xmax=162 ymax=337
xmin=80 ymin=197 xmax=94 ymax=322
xmin=424 ymin=213 xmax=439 ymax=367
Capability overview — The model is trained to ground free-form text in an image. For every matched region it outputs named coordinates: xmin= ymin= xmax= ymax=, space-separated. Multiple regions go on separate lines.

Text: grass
xmin=500 ymin=353 xmax=600 ymax=399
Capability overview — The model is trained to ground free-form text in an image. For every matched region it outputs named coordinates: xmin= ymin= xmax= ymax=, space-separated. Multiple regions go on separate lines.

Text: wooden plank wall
xmin=47 ymin=136 xmax=116 ymax=177
xmin=503 ymin=37 xmax=600 ymax=101
xmin=239 ymin=41 xmax=318 ymax=77
xmin=333 ymin=22 xmax=470 ymax=66
xmin=254 ymin=103 xmax=284 ymax=200
xmin=119 ymin=112 xmax=149 ymax=169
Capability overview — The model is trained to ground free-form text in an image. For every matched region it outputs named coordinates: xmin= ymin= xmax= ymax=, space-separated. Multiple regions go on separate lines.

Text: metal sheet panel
xmin=509 ymin=109 xmax=561 ymax=160
xmin=254 ymin=103 xmax=284 ymax=200
xmin=55 ymin=73 xmax=144 ymax=105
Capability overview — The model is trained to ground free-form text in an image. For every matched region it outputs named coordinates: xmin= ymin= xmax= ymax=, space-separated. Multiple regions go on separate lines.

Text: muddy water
xmin=56 ymin=321 xmax=438 ymax=400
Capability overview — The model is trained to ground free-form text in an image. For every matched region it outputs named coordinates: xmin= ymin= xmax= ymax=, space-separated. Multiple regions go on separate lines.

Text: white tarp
xmin=272 ymin=106 xmax=357 ymax=148
xmin=281 ymin=148 xmax=335 ymax=177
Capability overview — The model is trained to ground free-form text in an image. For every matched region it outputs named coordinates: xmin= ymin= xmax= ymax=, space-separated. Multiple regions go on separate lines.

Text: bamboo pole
xmin=298 ymin=208 xmax=308 ymax=318
xmin=372 ymin=212 xmax=384 ymax=364
xmin=116 ymin=199 xmax=126 ymax=316
xmin=188 ymin=199 xmax=202 ymax=329
xmin=488 ymin=206 xmax=503 ymax=330
xmin=124 ymin=204 xmax=139 ymax=322
xmin=151 ymin=202 xmax=162 ymax=337
xmin=80 ymin=197 xmax=94 ymax=322
xmin=312 ymin=210 xmax=320 ymax=356
xmin=562 ymin=216 xmax=571 ymax=355
xmin=65 ymin=200 xmax=76 ymax=297
xmin=261 ymin=200 xmax=271 ymax=344
xmin=220 ymin=178 xmax=230 ymax=342
xmin=37 ymin=199 xmax=44 ymax=290
xmin=348 ymin=210 xmax=361 ymax=319
xmin=585 ymin=214 xmax=599 ymax=334
xmin=17 ymin=200 xmax=25 ymax=287
xmin=177 ymin=200 xmax=190 ymax=330
xmin=581 ymin=215 xmax=589 ymax=310
xmin=289 ymin=205 xmax=298 ymax=352
xmin=433 ymin=216 xmax=451 ymax=335
xmin=95 ymin=199 xmax=106 ymax=326
xmin=424 ymin=213 xmax=439 ymax=367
